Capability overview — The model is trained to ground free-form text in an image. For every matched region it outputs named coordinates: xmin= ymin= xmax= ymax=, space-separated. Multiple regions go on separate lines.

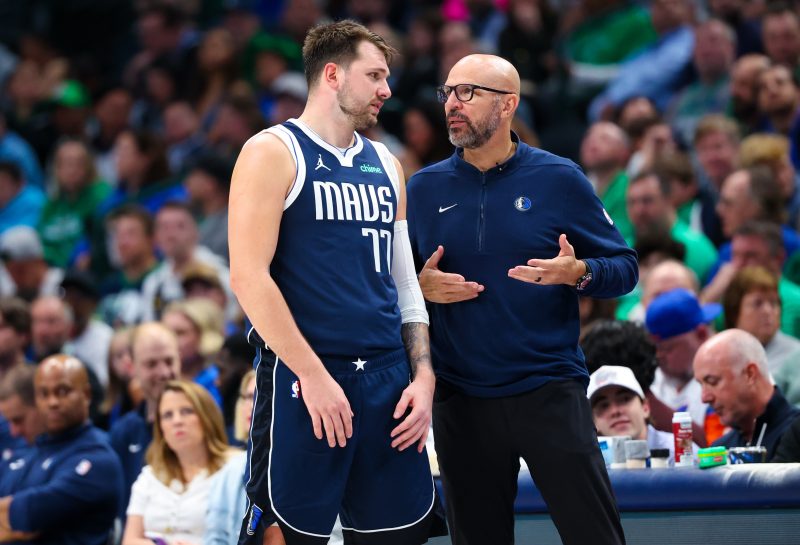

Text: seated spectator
xmin=161 ymin=299 xmax=224 ymax=406
xmin=87 ymin=87 xmax=134 ymax=185
xmin=589 ymin=0 xmax=694 ymax=120
xmin=0 ymin=365 xmax=43 ymax=458
xmin=101 ymin=130 xmax=183 ymax=215
xmin=0 ymin=355 xmax=124 ymax=544
xmin=580 ymin=121 xmax=634 ymax=243
xmin=181 ymin=263 xmax=229 ymax=320
xmin=692 ymin=116 xmax=740 ymax=234
xmin=0 ymin=113 xmax=44 ymax=190
xmin=268 ymin=71 xmax=308 ymax=125
xmin=762 ymin=4 xmax=800 ymax=78
xmin=658 ymin=146 xmax=724 ymax=248
xmin=709 ymin=0 xmax=762 ymax=57
xmin=626 ymin=169 xmax=718 ymax=283
xmin=87 ymin=129 xmax=184 ymax=282
xmin=0 ymin=297 xmax=30 ymax=369
xmin=757 ymin=64 xmax=800 ymax=170
xmin=646 ymin=288 xmax=723 ymax=445
xmin=30 ymin=295 xmax=72 ymax=362
xmin=100 ymin=327 xmax=142 ymax=429
xmin=738 ymin=133 xmax=800 ymax=232
xmin=582 ymin=319 xmax=678 ymax=438
xmin=667 ymin=19 xmax=735 ymax=147
xmin=37 ymin=138 xmax=111 ymax=268
xmin=141 ymin=201 xmax=233 ymax=322
xmin=183 ymin=153 xmax=233 ymax=263
xmin=627 ymin=257 xmax=696 ymax=323
xmin=0 ymin=161 xmax=45 ymax=236
xmin=729 ymin=55 xmax=771 ymax=137
xmin=694 ymin=329 xmax=800 ymax=460
xmin=708 ymin=165 xmax=800 ymax=279
xmin=122 ymin=381 xmax=234 ymax=545
xmin=400 ymin=100 xmax=451 ymax=178
xmin=163 ymin=101 xmax=206 ymax=176
xmin=0 ymin=226 xmax=63 ymax=301
xmin=722 ymin=266 xmax=800 ymax=374
xmin=111 ymin=322 xmax=181 ymax=515
xmin=61 ymin=270 xmax=113 ymax=389
xmin=97 ymin=205 xmax=160 ymax=326
xmin=702 ymin=221 xmax=800 ymax=339
xmin=588 ymin=365 xmax=694 ymax=465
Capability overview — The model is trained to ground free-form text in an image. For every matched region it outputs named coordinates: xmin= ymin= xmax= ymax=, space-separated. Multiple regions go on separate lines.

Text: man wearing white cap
xmin=588 ymin=365 xmax=686 ymax=465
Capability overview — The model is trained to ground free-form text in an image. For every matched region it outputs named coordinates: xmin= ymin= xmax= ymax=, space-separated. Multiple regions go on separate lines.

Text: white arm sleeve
xmin=391 ymin=220 xmax=429 ymax=325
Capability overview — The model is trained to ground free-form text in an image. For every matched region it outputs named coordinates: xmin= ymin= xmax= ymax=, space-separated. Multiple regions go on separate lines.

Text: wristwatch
xmin=575 ymin=260 xmax=593 ymax=291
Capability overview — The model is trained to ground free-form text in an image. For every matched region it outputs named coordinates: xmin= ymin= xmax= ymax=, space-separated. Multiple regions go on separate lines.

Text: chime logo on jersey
xmin=291 ymin=380 xmax=301 ymax=399
xmin=360 ymin=163 xmax=383 ymax=174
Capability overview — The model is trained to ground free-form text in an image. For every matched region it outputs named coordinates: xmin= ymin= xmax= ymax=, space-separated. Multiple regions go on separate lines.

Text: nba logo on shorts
xmin=291 ymin=380 xmax=301 ymax=399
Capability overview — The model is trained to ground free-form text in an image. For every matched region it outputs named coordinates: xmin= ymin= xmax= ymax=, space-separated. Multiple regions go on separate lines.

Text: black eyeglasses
xmin=436 ymin=83 xmax=515 ymax=103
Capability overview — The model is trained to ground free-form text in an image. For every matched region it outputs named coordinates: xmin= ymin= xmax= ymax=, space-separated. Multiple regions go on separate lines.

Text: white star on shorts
xmin=352 ymin=358 xmax=367 ymax=371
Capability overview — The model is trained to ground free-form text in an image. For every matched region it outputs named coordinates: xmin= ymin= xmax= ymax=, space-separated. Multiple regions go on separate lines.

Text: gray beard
xmin=447 ymin=100 xmax=502 ymax=149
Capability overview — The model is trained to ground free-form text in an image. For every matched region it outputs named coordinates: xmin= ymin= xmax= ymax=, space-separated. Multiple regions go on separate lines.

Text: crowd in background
xmin=4 ymin=0 xmax=800 ymax=543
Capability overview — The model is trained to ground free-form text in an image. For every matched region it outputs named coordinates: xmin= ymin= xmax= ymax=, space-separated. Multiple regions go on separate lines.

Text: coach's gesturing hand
xmin=300 ymin=368 xmax=354 ymax=448
xmin=419 ymin=245 xmax=484 ymax=303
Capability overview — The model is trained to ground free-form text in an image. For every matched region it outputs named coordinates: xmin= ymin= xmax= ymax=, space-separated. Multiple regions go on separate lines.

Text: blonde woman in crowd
xmin=161 ymin=298 xmax=225 ymax=405
xmin=122 ymin=380 xmax=234 ymax=545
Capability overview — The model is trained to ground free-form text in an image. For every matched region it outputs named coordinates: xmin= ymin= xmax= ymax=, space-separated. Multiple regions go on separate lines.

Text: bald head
xmin=35 ymin=354 xmax=91 ymax=434
xmin=443 ymin=54 xmax=520 ymax=151
xmin=696 ymin=329 xmax=770 ymax=376
xmin=693 ymin=329 xmax=774 ymax=432
xmin=449 ymin=54 xmax=521 ymax=95
xmin=131 ymin=322 xmax=180 ymax=403
xmin=643 ymin=260 xmax=699 ymax=307
xmin=581 ymin=122 xmax=630 ymax=172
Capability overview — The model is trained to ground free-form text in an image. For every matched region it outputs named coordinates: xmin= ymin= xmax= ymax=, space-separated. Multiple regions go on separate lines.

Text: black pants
xmin=433 ymin=379 xmax=625 ymax=545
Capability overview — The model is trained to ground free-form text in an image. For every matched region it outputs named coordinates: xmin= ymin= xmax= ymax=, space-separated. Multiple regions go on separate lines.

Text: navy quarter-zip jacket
xmin=406 ymin=136 xmax=638 ymax=397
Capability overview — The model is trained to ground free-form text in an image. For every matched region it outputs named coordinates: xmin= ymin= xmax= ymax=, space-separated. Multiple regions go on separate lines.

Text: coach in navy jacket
xmin=0 ymin=355 xmax=122 ymax=545
xmin=406 ymin=54 xmax=636 ymax=545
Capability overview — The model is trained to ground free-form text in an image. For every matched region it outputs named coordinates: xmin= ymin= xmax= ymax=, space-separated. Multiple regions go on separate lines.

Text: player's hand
xmin=419 ymin=245 xmax=484 ymax=303
xmin=390 ymin=369 xmax=435 ymax=453
xmin=300 ymin=369 xmax=354 ymax=448
xmin=508 ymin=234 xmax=583 ymax=286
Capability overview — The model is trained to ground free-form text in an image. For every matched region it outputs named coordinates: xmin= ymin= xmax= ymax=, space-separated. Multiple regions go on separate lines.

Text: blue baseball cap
xmin=645 ymin=288 xmax=722 ymax=340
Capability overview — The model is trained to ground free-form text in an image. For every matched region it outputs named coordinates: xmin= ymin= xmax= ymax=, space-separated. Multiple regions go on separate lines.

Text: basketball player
xmin=229 ymin=20 xmax=445 ymax=545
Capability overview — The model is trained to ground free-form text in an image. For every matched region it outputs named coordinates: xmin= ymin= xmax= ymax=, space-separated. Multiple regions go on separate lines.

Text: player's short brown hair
xmin=302 ymin=20 xmax=397 ymax=90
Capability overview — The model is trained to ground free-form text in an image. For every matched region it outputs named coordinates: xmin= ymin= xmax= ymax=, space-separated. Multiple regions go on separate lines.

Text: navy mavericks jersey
xmin=261 ymin=119 xmax=403 ymax=359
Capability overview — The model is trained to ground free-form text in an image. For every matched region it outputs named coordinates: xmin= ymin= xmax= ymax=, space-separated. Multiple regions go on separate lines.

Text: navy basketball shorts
xmin=239 ymin=347 xmax=441 ymax=545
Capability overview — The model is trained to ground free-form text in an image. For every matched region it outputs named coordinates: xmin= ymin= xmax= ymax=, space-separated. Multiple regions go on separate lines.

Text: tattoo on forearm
xmin=401 ymin=322 xmax=433 ymax=376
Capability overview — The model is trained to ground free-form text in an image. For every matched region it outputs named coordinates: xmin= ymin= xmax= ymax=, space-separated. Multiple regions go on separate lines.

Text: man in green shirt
xmin=627 ymin=170 xmax=718 ymax=284
xmin=581 ymin=121 xmax=635 ymax=243
xmin=701 ymin=221 xmax=800 ymax=339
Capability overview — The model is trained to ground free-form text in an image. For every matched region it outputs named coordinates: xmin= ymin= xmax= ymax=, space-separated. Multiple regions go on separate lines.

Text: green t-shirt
xmin=779 ymin=277 xmax=800 ymax=339
xmin=37 ymin=180 xmax=112 ymax=268
xmin=671 ymin=220 xmax=719 ymax=285
xmin=565 ymin=5 xmax=658 ymax=66
xmin=600 ymin=170 xmax=635 ymax=246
